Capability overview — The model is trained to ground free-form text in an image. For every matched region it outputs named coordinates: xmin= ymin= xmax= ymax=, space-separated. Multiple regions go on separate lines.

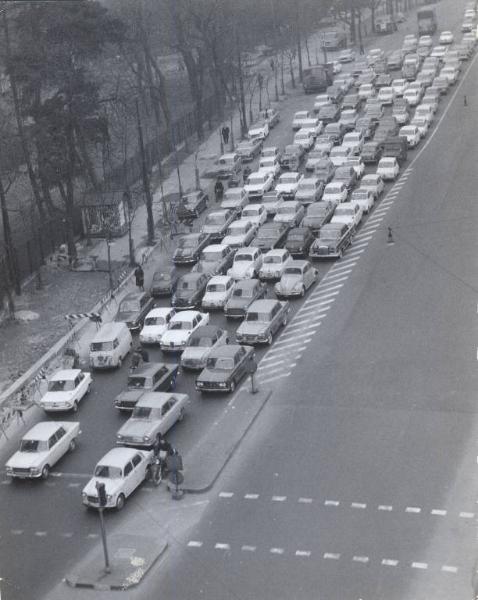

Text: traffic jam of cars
xmin=5 ymin=8 xmax=476 ymax=513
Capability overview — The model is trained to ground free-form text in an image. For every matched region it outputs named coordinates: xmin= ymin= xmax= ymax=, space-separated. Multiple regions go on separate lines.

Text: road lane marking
xmin=50 ymin=471 xmax=90 ymax=479
xmin=261 ymin=346 xmax=306 ymax=360
xmin=441 ymin=565 xmax=458 ymax=573
xmin=329 ymin=263 xmax=356 ymax=274
xmin=324 ymin=553 xmax=340 ymax=560
xmin=431 ymin=509 xmax=447 ymax=516
xmin=459 ymin=511 xmax=474 ymax=518
xmin=378 ymin=505 xmax=393 ymax=511
xmin=304 ymin=291 xmax=340 ymax=305
xmin=320 ymin=273 xmax=350 ymax=283
xmin=241 ymin=545 xmax=256 ymax=552
xmin=298 ymin=497 xmax=313 ymax=503
xmin=272 ymin=495 xmax=287 ymax=502
xmin=351 ymin=502 xmax=367 ymax=509
xmin=87 ymin=533 xmax=99 ymax=539
xmin=215 ymin=543 xmax=230 ymax=550
xmin=382 ymin=559 xmax=399 ymax=566
xmin=219 ymin=492 xmax=234 ymax=498
xmin=324 ymin=500 xmax=340 ymax=506
xmin=258 ymin=359 xmax=285 ymax=370
xmin=345 ymin=248 xmax=366 ymax=257
xmin=292 ymin=314 xmax=326 ymax=326
xmin=296 ymin=550 xmax=311 ymax=557
xmin=270 ymin=547 xmax=284 ymax=555
xmin=273 ymin=338 xmax=312 ymax=349
xmin=35 ymin=531 xmax=47 ymax=537
xmin=188 ymin=541 xmax=203 ymax=547
xmin=67 ymin=482 xmax=80 ymax=488
xmin=406 ymin=506 xmax=421 ymax=513
xmin=279 ymin=329 xmax=318 ymax=341
xmin=313 ymin=282 xmax=345 ymax=293
xmin=298 ymin=300 xmax=334 ymax=314
xmin=258 ymin=364 xmax=296 ymax=377
xmin=11 ymin=530 xmax=24 ymax=535
xmin=354 ymin=233 xmax=374 ymax=242
xmin=350 ymin=240 xmax=369 ymax=249
xmin=258 ymin=372 xmax=291 ymax=385
xmin=244 ymin=493 xmax=259 ymax=499
xmin=61 ymin=532 xmax=73 ymax=538
xmin=353 ymin=555 xmax=370 ymax=564
xmin=365 ymin=217 xmax=384 ymax=226
xmin=334 ymin=256 xmax=359 ymax=267
xmin=411 ymin=562 xmax=428 ymax=570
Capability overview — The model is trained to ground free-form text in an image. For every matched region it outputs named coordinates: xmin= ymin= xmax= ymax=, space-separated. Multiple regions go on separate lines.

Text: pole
xmin=107 ymin=234 xmax=113 ymax=290
xmin=219 ymin=130 xmax=224 ymax=155
xmin=194 ymin=152 xmax=200 ymax=189
xmin=98 ymin=508 xmax=111 ymax=573
xmin=229 ymin=114 xmax=235 ymax=151
xmin=0 ymin=166 xmax=20 ymax=295
xmin=135 ymin=99 xmax=155 ymax=246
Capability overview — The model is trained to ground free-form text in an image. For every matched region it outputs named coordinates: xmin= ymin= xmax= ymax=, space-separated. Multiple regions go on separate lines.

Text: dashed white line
xmin=292 ymin=314 xmax=326 ymax=326
xmin=272 ymin=495 xmax=287 ymax=502
xmin=405 ymin=506 xmax=421 ymax=514
xmin=324 ymin=500 xmax=340 ymax=507
xmin=35 ymin=531 xmax=47 ymax=537
xmin=441 ymin=565 xmax=458 ymax=573
xmin=67 ymin=482 xmax=80 ymax=488
xmin=378 ymin=505 xmax=393 ymax=512
xmin=329 ymin=263 xmax=356 ymax=274
xmin=297 ymin=300 xmax=335 ymax=314
xmin=431 ymin=509 xmax=447 ymax=516
xmin=353 ymin=555 xmax=370 ymax=564
xmin=345 ymin=248 xmax=366 ymax=257
xmin=219 ymin=492 xmax=234 ymax=498
xmin=459 ymin=511 xmax=474 ymax=519
xmin=412 ymin=562 xmax=428 ymax=570
xmin=353 ymin=233 xmax=374 ymax=242
xmin=61 ymin=532 xmax=73 ymax=538
xmin=11 ymin=529 xmax=24 ymax=535
xmin=278 ymin=329 xmax=318 ymax=341
xmin=298 ymin=497 xmax=313 ymax=504
xmin=188 ymin=541 xmax=203 ymax=548
xmin=258 ymin=363 xmax=296 ymax=377
xmin=258 ymin=372 xmax=291 ymax=385
xmin=244 ymin=493 xmax=259 ymax=500
xmin=296 ymin=550 xmax=311 ymax=557
xmin=270 ymin=547 xmax=284 ymax=555
xmin=324 ymin=552 xmax=341 ymax=560
xmin=87 ymin=533 xmax=99 ymax=539
xmin=351 ymin=502 xmax=367 ymax=509
xmin=258 ymin=359 xmax=285 ymax=371
xmin=305 ymin=290 xmax=340 ymax=304
xmin=241 ymin=545 xmax=256 ymax=552
xmin=274 ymin=338 xmax=312 ymax=349
xmin=261 ymin=346 xmax=306 ymax=361
xmin=350 ymin=240 xmax=369 ymax=249
xmin=215 ymin=543 xmax=230 ymax=550
xmin=334 ymin=256 xmax=359 ymax=267
xmin=382 ymin=559 xmax=399 ymax=567
xmin=312 ymin=282 xmax=344 ymax=294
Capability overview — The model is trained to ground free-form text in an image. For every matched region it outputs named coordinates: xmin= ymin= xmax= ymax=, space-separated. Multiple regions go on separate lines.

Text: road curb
xmin=183 ymin=389 xmax=272 ymax=494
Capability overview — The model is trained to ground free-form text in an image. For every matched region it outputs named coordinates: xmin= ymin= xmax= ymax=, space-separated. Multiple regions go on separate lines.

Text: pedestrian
xmin=134 ymin=264 xmax=144 ymax=290
xmin=214 ymin=179 xmax=224 ymax=203
xmin=387 ymin=227 xmax=394 ymax=244
xmin=464 ymin=94 xmax=468 ymax=106
xmin=359 ymin=42 xmax=365 ymax=55
xmin=221 ymin=125 xmax=230 ymax=145
xmin=139 ymin=347 xmax=149 ymax=363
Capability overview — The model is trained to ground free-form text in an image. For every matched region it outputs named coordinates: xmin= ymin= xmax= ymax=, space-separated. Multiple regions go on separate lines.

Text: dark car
xmin=150 ymin=267 xmax=179 ymax=297
xmin=252 ymin=222 xmax=289 ymax=251
xmin=285 ymin=227 xmax=315 ymax=256
xmin=115 ymin=291 xmax=155 ymax=332
xmin=317 ymin=103 xmax=340 ymax=124
xmin=361 ymin=140 xmax=383 ymax=163
xmin=176 ymin=190 xmax=208 ymax=220
xmin=342 ymin=93 xmax=361 ymax=110
xmin=173 ymin=232 xmax=211 ymax=266
xmin=192 ymin=244 xmax=235 ymax=276
xmin=114 ymin=362 xmax=179 ymax=410
xmin=195 ymin=344 xmax=255 ymax=393
xmin=325 ymin=84 xmax=344 ymax=104
xmin=333 ymin=165 xmax=358 ymax=190
xmin=314 ymin=158 xmax=336 ymax=184
xmin=301 ymin=200 xmax=335 ymax=233
xmin=355 ymin=116 xmax=377 ymax=139
xmin=373 ymin=127 xmax=391 ymax=146
xmin=375 ymin=73 xmax=392 ymax=87
xmin=224 ymin=278 xmax=267 ymax=319
xmin=235 ymin=139 xmax=263 ymax=162
xmin=172 ymin=272 xmax=210 ymax=310
xmin=324 ymin=122 xmax=346 ymax=145
xmin=379 ymin=115 xmax=399 ymax=136
xmin=280 ymin=144 xmax=305 ymax=171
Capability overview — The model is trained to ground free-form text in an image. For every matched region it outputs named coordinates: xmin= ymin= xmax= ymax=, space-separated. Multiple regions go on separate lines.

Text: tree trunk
xmin=304 ymin=36 xmax=312 ymax=67
xmin=350 ymin=7 xmax=357 ymax=45
xmin=75 ymin=126 xmax=100 ymax=190
xmin=371 ymin=5 xmax=376 ymax=33
xmin=237 ymin=44 xmax=247 ymax=135
xmin=289 ymin=55 xmax=296 ymax=89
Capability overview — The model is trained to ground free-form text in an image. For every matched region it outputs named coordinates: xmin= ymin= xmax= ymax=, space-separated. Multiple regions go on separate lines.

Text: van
xmin=89 ymin=322 xmax=132 ymax=370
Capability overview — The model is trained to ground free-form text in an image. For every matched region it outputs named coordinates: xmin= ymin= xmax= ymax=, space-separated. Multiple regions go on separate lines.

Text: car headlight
xmin=30 ymin=467 xmax=41 ymax=475
xmin=196 ymin=381 xmax=204 ymax=387
xmin=117 ymin=434 xmax=123 ymax=440
xmin=107 ymin=494 xmax=112 ymax=502
xmin=143 ymin=436 xmax=151 ymax=442
xmin=6 ymin=466 xmax=12 ymax=473
xmin=219 ymin=382 xmax=227 ymax=388
xmin=82 ymin=492 xmax=88 ymax=499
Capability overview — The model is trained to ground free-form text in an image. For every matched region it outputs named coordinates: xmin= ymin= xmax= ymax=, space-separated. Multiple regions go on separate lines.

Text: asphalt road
xmin=0 ymin=1 xmax=475 ymax=599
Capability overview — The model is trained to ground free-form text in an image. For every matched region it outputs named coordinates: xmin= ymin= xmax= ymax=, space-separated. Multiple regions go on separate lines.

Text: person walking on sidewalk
xmin=221 ymin=125 xmax=230 ymax=145
xmin=134 ymin=264 xmax=144 ymax=290
xmin=214 ymin=179 xmax=224 ymax=203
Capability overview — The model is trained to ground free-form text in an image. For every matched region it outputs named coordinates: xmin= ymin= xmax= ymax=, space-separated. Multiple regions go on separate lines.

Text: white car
xmin=221 ymin=187 xmax=249 ymax=212
xmin=431 ymin=45 xmax=448 ymax=59
xmin=322 ymin=181 xmax=348 ymax=204
xmin=378 ymin=86 xmax=395 ymax=105
xmin=421 ymin=96 xmax=438 ymax=114
xmin=342 ymin=132 xmax=364 ymax=155
xmin=261 ymin=190 xmax=285 ymax=216
xmin=415 ymin=103 xmax=435 ymax=123
xmin=293 ymin=129 xmax=315 ymax=151
xmin=228 ymin=247 xmax=263 ymax=280
xmin=39 ymin=369 xmax=92 ymax=413
xmin=248 ymin=120 xmax=269 ymax=141
xmin=6 ymin=421 xmax=80 ymax=480
xmin=258 ymin=156 xmax=281 ymax=178
xmin=275 ymin=172 xmax=303 ymax=199
xmin=331 ymin=202 xmax=363 ymax=229
xmin=329 ymin=146 xmax=352 ymax=167
xmin=201 ymin=276 xmax=235 ymax=310
xmin=410 ymin=116 xmax=429 ymax=138
xmin=259 ymin=248 xmax=293 ymax=281
xmin=344 ymin=156 xmax=365 ymax=179
xmin=82 ymin=447 xmax=153 ymax=510
xmin=300 ymin=119 xmax=323 ymax=137
xmin=241 ymin=203 xmax=268 ymax=226
xmin=295 ymin=177 xmax=324 ymax=204
xmin=367 ymin=47 xmax=385 ymax=65
xmin=377 ymin=157 xmax=400 ymax=180
xmin=139 ymin=307 xmax=177 ymax=345
xmin=403 ymin=88 xmax=421 ymax=106
xmin=160 ymin=310 xmax=209 ymax=352
xmin=391 ymin=78 xmax=408 ymax=96
xmin=292 ymin=110 xmax=313 ymax=130
xmin=439 ymin=31 xmax=454 ymax=45
xmin=116 ymin=392 xmax=188 ymax=447
xmin=350 ymin=188 xmax=375 ymax=214
xmin=273 ymin=200 xmax=305 ymax=227
xmin=261 ymin=145 xmax=281 ymax=159
xmin=361 ymin=173 xmax=385 ymax=198
xmin=181 ymin=326 xmax=229 ymax=369
xmin=314 ymin=94 xmax=332 ymax=112
xmin=222 ymin=219 xmax=258 ymax=248
xmin=399 ymin=125 xmax=421 ymax=148
xmin=440 ymin=66 xmax=459 ymax=84
xmin=244 ymin=171 xmax=274 ymax=199
xmin=358 ymin=83 xmax=376 ymax=100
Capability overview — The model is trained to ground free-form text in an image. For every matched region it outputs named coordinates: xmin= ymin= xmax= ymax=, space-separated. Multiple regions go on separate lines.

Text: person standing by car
xmin=221 ymin=125 xmax=230 ymax=145
xmin=214 ymin=179 xmax=224 ymax=203
xmin=134 ymin=264 xmax=144 ymax=290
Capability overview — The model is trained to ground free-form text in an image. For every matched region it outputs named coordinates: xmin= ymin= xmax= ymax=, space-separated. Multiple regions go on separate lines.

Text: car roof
xmin=50 ymin=369 xmax=82 ymax=381
xmin=92 ymin=321 xmax=129 ymax=342
xmin=145 ymin=307 xmax=175 ymax=318
xmin=23 ymin=421 xmax=76 ymax=441
xmin=207 ymin=275 xmax=232 ymax=284
xmin=180 ymin=272 xmax=206 ymax=282
xmin=129 ymin=362 xmax=171 ymax=376
xmin=208 ymin=344 xmax=248 ymax=359
xmin=236 ymin=246 xmax=260 ymax=255
xmin=97 ymin=447 xmax=145 ymax=468
xmin=203 ymin=243 xmax=229 ymax=252
xmin=171 ymin=310 xmax=201 ymax=321
xmin=248 ymin=299 xmax=281 ymax=311
xmin=135 ymin=392 xmax=188 ymax=409
xmin=190 ymin=325 xmax=222 ymax=338
xmin=235 ymin=278 xmax=260 ymax=289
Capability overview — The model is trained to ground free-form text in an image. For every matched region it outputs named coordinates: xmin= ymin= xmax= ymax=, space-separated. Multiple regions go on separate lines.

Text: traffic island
xmin=183 ymin=388 xmax=272 ymax=494
xmin=65 ymin=533 xmax=167 ymax=591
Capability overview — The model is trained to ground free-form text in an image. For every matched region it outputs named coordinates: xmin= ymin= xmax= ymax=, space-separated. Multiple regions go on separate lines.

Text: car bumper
xmin=6 ymin=468 xmax=41 ymax=479
xmin=39 ymin=402 xmax=75 ymax=412
xmin=196 ymin=382 xmax=232 ymax=392
xmin=160 ymin=344 xmax=186 ymax=352
xmin=173 ymin=256 xmax=197 ymax=265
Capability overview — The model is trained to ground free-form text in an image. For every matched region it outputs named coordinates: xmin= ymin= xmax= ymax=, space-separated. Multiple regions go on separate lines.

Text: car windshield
xmin=353 ymin=191 xmax=368 ymax=199
xmin=178 ymin=237 xmax=197 ymax=249
xmin=170 ymin=320 xmax=193 ymax=330
xmin=326 ymin=186 xmax=342 ymax=194
xmin=132 ymin=406 xmax=152 ymax=419
xmin=233 ymin=287 xmax=253 ymax=298
xmin=242 ymin=208 xmax=258 ymax=217
xmin=308 ymin=206 xmax=326 ymax=216
xmin=94 ymin=465 xmax=122 ymax=478
xmin=248 ymin=175 xmax=265 ymax=185
xmin=153 ymin=272 xmax=170 ymax=282
xmin=202 ymin=251 xmax=223 ymax=262
xmin=320 ymin=231 xmax=339 ymax=241
xmin=179 ymin=280 xmax=195 ymax=290
xmin=120 ymin=300 xmax=140 ymax=312
xmin=90 ymin=341 xmax=113 ymax=352
xmin=336 ymin=207 xmax=354 ymax=215
xmin=48 ymin=379 xmax=75 ymax=392
xmin=207 ymin=284 xmax=226 ymax=292
xmin=246 ymin=312 xmax=270 ymax=322
xmin=128 ymin=376 xmax=147 ymax=388
xmin=288 ymin=233 xmax=305 ymax=240
xmin=381 ymin=160 xmax=395 ymax=166
xmin=190 ymin=335 xmax=215 ymax=347
xmin=144 ymin=316 xmax=166 ymax=326
xmin=235 ymin=253 xmax=253 ymax=262
xmin=20 ymin=439 xmax=42 ymax=452
xmin=264 ymin=255 xmax=283 ymax=264
xmin=207 ymin=357 xmax=234 ymax=370
xmin=284 ymin=267 xmax=303 ymax=275
xmin=331 ymin=149 xmax=346 ymax=156
xmin=278 ymin=205 xmax=296 ymax=214
xmin=205 ymin=214 xmax=225 ymax=225
xmin=299 ymin=182 xmax=316 ymax=191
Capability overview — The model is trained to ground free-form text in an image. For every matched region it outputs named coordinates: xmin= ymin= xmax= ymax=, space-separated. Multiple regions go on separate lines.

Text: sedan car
xmin=301 ymin=200 xmax=335 ymax=233
xmin=116 ymin=392 xmax=188 ymax=448
xmin=295 ymin=177 xmax=324 ymax=205
xmin=261 ymin=190 xmax=285 ymax=216
xmin=280 ymin=144 xmax=305 ymax=170
xmin=252 ymin=222 xmax=289 ymax=251
xmin=115 ymin=291 xmax=154 ymax=332
xmin=222 ymin=219 xmax=258 ymax=248
xmin=116 ymin=363 xmax=179 ymax=412
xmin=248 ymin=120 xmax=269 ymax=141
xmin=323 ymin=181 xmax=348 ymax=204
xmin=176 ymin=190 xmax=208 ymax=220
xmin=306 ymin=149 xmax=329 ymax=172
xmin=241 ymin=203 xmax=268 ymax=226
xmin=398 ymin=125 xmax=421 ymax=148
xmin=236 ymin=299 xmax=290 ymax=345
xmin=358 ymin=83 xmax=376 ymax=100
xmin=439 ymin=30 xmax=454 ymax=45
xmin=39 ymin=369 xmax=92 ymax=413
xmin=355 ymin=116 xmax=377 ymax=140
xmin=224 ymin=278 xmax=267 ymax=319
xmin=192 ymin=244 xmax=235 ymax=276
xmin=342 ymin=131 xmax=364 ymax=155
xmin=293 ymin=129 xmax=315 ymax=151
xmin=275 ymin=172 xmax=303 ymax=199
xmin=258 ymin=156 xmax=281 ymax=179
xmin=378 ymin=86 xmax=395 ymax=105
xmin=391 ymin=78 xmax=408 ymax=96
xmin=344 ymin=156 xmax=365 ymax=179
xmin=172 ymin=272 xmax=209 ymax=310
xmin=221 ymin=187 xmax=249 ymax=213
xmin=235 ymin=139 xmax=263 ymax=162
xmin=150 ymin=267 xmax=179 ymax=297
xmin=181 ymin=326 xmax=229 ymax=369
xmin=350 ymin=188 xmax=375 ymax=214
xmin=284 ymin=227 xmax=315 ymax=257
xmin=201 ymin=275 xmax=235 ymax=310
xmin=377 ymin=156 xmax=400 ymax=180
xmin=195 ymin=344 xmax=255 ymax=393
xmin=139 ymin=307 xmax=176 ymax=345
xmin=160 ymin=310 xmax=209 ymax=352
xmin=292 ymin=110 xmax=313 ymax=130
xmin=274 ymin=260 xmax=318 ymax=298
xmin=314 ymin=158 xmax=336 ymax=183
xmin=339 ymin=109 xmax=358 ymax=132
xmin=333 ymin=165 xmax=358 ymax=190
xmin=329 ymin=145 xmax=351 ymax=167
xmin=6 ymin=421 xmax=80 ymax=480
xmin=82 ymin=447 xmax=153 ymax=510
xmin=227 ymin=247 xmax=263 ymax=280
xmin=331 ymin=202 xmax=363 ymax=230
xmin=274 ymin=200 xmax=306 ymax=227
xmin=338 ymin=48 xmax=356 ymax=63
xmin=410 ymin=116 xmax=429 ymax=138
xmin=201 ymin=209 xmax=236 ymax=241
xmin=244 ymin=171 xmax=274 ymax=200
xmin=440 ymin=65 xmax=459 ymax=84
xmin=317 ymin=104 xmax=341 ymax=124
xmin=361 ymin=141 xmax=383 ymax=164
xmin=173 ymin=232 xmax=210 ymax=265
xmin=360 ymin=173 xmax=385 ymax=198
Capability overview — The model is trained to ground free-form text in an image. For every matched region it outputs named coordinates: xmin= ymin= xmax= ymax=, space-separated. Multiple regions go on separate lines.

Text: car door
xmin=47 ymin=430 xmax=61 ymax=465
xmin=51 ymin=427 xmax=68 ymax=464
xmin=163 ymin=399 xmax=178 ymax=432
xmin=122 ymin=460 xmax=136 ymax=496
xmin=154 ymin=366 xmax=169 ymax=391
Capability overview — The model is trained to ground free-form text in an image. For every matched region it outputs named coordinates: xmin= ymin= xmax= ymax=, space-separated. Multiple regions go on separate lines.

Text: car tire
xmin=266 ymin=332 xmax=273 ymax=345
xmin=72 ymin=401 xmax=79 ymax=413
xmin=116 ymin=494 xmax=125 ymax=511
xmin=300 ymin=286 xmax=305 ymax=298
xmin=118 ymin=357 xmax=123 ymax=368
xmin=230 ymin=380 xmax=236 ymax=393
xmin=178 ymin=408 xmax=185 ymax=422
xmin=41 ymin=465 xmax=50 ymax=480
xmin=86 ymin=384 xmax=91 ymax=395
xmin=69 ymin=439 xmax=76 ymax=452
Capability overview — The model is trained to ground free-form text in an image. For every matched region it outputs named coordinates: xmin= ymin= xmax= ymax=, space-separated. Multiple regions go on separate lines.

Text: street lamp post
xmin=123 ymin=190 xmax=135 ymax=266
